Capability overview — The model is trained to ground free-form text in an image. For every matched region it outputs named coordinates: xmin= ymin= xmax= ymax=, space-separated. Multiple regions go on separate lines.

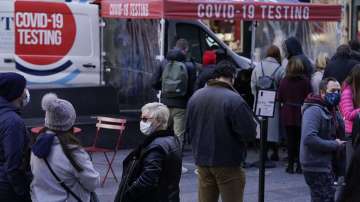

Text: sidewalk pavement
xmin=92 ymin=148 xmax=310 ymax=202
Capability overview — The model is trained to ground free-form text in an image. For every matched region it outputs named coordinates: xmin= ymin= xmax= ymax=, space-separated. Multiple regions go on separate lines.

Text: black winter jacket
xmin=194 ymin=64 xmax=216 ymax=91
xmin=151 ymin=48 xmax=197 ymax=108
xmin=284 ymin=37 xmax=314 ymax=78
xmin=323 ymin=55 xmax=358 ymax=84
xmin=186 ymin=80 xmax=257 ymax=167
xmin=0 ymin=97 xmax=31 ymax=201
xmin=114 ymin=130 xmax=181 ymax=202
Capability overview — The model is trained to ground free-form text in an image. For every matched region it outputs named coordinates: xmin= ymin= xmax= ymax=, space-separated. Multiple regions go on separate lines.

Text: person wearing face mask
xmin=300 ymin=77 xmax=346 ymax=202
xmin=114 ymin=102 xmax=182 ymax=202
xmin=0 ymin=72 xmax=32 ymax=202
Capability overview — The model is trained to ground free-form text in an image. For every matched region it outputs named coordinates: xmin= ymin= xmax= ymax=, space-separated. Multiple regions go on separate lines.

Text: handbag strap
xmin=44 ymin=159 xmax=83 ymax=202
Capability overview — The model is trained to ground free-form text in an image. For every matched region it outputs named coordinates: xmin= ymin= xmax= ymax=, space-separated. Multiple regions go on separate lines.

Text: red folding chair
xmin=85 ymin=116 xmax=127 ymax=186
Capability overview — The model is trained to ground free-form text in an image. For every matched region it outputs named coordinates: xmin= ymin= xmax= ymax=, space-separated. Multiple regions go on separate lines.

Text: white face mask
xmin=140 ymin=121 xmax=154 ymax=136
xmin=21 ymin=89 xmax=30 ymax=107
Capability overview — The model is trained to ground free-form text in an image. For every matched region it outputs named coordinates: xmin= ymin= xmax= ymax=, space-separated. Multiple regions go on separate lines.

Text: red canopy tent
xmin=101 ymin=0 xmax=341 ymax=21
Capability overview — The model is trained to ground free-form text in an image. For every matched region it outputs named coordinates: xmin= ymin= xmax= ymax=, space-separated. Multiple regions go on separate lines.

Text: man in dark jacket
xmin=300 ymin=77 xmax=345 ymax=202
xmin=151 ymin=39 xmax=196 ymax=149
xmin=186 ymin=61 xmax=256 ymax=202
xmin=323 ymin=44 xmax=359 ymax=84
xmin=349 ymin=39 xmax=360 ymax=61
xmin=0 ymin=73 xmax=31 ymax=202
xmin=283 ymin=36 xmax=314 ymax=78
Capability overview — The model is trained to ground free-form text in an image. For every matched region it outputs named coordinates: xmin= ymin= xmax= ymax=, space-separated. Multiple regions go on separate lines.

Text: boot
xmin=295 ymin=162 xmax=302 ymax=174
xmin=286 ymin=163 xmax=294 ymax=174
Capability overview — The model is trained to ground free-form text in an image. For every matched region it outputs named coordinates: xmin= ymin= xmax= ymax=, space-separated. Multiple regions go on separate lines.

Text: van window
xmin=176 ymin=23 xmax=202 ymax=63
xmin=176 ymin=23 xmax=224 ymax=64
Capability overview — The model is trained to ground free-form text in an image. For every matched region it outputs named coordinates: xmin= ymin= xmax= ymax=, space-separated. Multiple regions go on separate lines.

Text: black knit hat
xmin=0 ymin=72 xmax=26 ymax=102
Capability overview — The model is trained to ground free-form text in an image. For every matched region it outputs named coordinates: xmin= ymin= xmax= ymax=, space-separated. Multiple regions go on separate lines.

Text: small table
xmin=31 ymin=127 xmax=82 ymax=135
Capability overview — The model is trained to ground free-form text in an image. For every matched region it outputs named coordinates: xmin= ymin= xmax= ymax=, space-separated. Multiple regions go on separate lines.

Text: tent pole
xmin=251 ymin=21 xmax=257 ymax=67
xmin=160 ymin=18 xmax=166 ymax=61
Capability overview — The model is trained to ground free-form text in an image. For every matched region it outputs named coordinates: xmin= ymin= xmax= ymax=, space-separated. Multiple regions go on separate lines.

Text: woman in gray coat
xmin=251 ymin=45 xmax=285 ymax=160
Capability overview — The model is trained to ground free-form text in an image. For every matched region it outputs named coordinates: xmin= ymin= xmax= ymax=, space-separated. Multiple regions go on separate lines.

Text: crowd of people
xmin=1 ymin=37 xmax=360 ymax=202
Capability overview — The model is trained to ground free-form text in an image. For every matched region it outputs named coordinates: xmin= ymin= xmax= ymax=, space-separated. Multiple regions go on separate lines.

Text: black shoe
xmin=270 ymin=153 xmax=279 ymax=161
xmin=286 ymin=164 xmax=294 ymax=174
xmin=295 ymin=166 xmax=302 ymax=174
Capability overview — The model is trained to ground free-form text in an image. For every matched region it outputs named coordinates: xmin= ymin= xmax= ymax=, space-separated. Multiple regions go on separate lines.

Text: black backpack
xmin=256 ymin=62 xmax=281 ymax=91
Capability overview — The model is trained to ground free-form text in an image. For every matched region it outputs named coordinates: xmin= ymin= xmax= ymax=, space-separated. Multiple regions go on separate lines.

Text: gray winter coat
xmin=186 ymin=80 xmax=256 ymax=167
xmin=251 ymin=57 xmax=285 ymax=142
xmin=300 ymin=101 xmax=342 ymax=173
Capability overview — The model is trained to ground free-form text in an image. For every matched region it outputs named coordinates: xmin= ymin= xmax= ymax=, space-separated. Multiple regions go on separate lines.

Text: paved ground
xmin=92 ymin=147 xmax=311 ymax=202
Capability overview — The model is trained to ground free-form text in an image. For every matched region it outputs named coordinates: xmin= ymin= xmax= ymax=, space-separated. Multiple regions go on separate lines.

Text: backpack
xmin=256 ymin=62 xmax=281 ymax=90
xmin=161 ymin=61 xmax=188 ymax=98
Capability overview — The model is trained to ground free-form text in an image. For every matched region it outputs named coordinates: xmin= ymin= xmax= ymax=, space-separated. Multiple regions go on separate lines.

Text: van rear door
xmin=12 ymin=1 xmax=100 ymax=86
xmin=0 ymin=1 xmax=15 ymax=73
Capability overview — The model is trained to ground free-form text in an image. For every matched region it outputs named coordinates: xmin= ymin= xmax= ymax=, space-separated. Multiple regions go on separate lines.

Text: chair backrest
xmin=92 ymin=116 xmax=127 ymax=150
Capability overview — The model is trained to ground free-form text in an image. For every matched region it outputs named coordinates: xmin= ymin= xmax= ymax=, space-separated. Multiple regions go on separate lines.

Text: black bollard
xmin=258 ymin=117 xmax=268 ymax=202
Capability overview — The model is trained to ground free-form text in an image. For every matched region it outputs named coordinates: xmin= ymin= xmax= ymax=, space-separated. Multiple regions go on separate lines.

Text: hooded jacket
xmin=284 ymin=37 xmax=314 ymax=78
xmin=30 ymin=131 xmax=100 ymax=202
xmin=186 ymin=80 xmax=257 ymax=167
xmin=151 ymin=48 xmax=197 ymax=108
xmin=0 ymin=96 xmax=31 ymax=201
xmin=300 ymin=94 xmax=343 ymax=173
xmin=115 ymin=130 xmax=181 ymax=202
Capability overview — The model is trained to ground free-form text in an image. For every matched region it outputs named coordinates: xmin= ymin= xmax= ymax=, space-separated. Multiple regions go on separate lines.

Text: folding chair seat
xmin=85 ymin=116 xmax=126 ymax=187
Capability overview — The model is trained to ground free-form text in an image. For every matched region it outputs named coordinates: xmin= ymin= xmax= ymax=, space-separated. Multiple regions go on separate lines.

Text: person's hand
xmin=336 ymin=139 xmax=346 ymax=146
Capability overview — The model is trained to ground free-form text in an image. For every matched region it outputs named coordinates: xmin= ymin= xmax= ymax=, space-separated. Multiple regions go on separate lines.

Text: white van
xmin=0 ymin=0 xmax=100 ymax=86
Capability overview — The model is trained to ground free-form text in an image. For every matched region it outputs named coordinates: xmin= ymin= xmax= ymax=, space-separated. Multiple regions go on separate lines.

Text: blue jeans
xmin=304 ymin=171 xmax=335 ymax=202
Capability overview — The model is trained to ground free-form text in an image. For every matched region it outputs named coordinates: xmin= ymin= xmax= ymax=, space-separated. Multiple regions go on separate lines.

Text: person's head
xmin=285 ymin=57 xmax=305 ymax=78
xmin=140 ymin=102 xmax=170 ymax=135
xmin=345 ymin=64 xmax=360 ymax=107
xmin=0 ymin=72 xmax=30 ymax=108
xmin=202 ymin=50 xmax=217 ymax=66
xmin=315 ymin=52 xmax=329 ymax=71
xmin=335 ymin=44 xmax=352 ymax=58
xmin=349 ymin=40 xmax=360 ymax=52
xmin=283 ymin=37 xmax=302 ymax=59
xmin=41 ymin=93 xmax=82 ymax=171
xmin=266 ymin=45 xmax=282 ymax=64
xmin=213 ymin=60 xmax=237 ymax=85
xmin=319 ymin=77 xmax=341 ymax=107
xmin=175 ymin=38 xmax=189 ymax=55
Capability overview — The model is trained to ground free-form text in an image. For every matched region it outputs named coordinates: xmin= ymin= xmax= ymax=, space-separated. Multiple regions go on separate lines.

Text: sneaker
xmin=194 ymin=169 xmax=199 ymax=175
xmin=182 ymin=166 xmax=188 ymax=174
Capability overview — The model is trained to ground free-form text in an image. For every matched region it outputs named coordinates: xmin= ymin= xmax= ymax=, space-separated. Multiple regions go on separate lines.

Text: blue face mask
xmin=324 ymin=92 xmax=341 ymax=107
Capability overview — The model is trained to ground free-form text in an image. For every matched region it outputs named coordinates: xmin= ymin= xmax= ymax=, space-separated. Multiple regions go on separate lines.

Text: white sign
xmin=255 ymin=90 xmax=276 ymax=117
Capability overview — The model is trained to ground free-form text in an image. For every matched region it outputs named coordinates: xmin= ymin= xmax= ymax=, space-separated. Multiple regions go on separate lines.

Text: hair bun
xmin=41 ymin=93 xmax=58 ymax=111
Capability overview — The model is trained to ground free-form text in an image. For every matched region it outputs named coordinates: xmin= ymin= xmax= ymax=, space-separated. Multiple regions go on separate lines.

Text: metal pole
xmin=250 ymin=21 xmax=257 ymax=68
xmin=159 ymin=18 xmax=166 ymax=61
xmin=259 ymin=117 xmax=268 ymax=202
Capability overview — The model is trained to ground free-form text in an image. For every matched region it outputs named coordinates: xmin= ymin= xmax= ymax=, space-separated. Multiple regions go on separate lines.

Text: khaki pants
xmin=168 ymin=108 xmax=186 ymax=147
xmin=197 ymin=166 xmax=246 ymax=202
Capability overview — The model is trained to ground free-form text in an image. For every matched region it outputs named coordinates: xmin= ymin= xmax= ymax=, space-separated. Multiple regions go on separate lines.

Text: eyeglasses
xmin=140 ymin=117 xmax=153 ymax=122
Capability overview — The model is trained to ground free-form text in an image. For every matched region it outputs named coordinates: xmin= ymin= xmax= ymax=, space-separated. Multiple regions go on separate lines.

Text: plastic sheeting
xmin=103 ymin=19 xmax=160 ymax=108
xmin=253 ymin=21 xmax=341 ymax=63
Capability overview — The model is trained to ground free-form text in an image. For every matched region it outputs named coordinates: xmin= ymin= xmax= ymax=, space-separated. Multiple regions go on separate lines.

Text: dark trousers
xmin=285 ymin=126 xmax=301 ymax=166
xmin=304 ymin=172 xmax=335 ymax=202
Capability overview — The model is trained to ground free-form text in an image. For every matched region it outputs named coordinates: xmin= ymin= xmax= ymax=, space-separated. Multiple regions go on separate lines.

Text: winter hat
xmin=41 ymin=93 xmax=76 ymax=131
xmin=203 ymin=50 xmax=217 ymax=65
xmin=0 ymin=72 xmax=26 ymax=101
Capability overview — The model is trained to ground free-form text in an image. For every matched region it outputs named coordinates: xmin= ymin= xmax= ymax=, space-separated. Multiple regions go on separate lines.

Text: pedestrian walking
xmin=0 ymin=72 xmax=31 ymax=202
xmin=311 ymin=52 xmax=329 ymax=95
xmin=186 ymin=61 xmax=256 ymax=202
xmin=323 ymin=44 xmax=358 ymax=84
xmin=194 ymin=50 xmax=217 ymax=91
xmin=278 ymin=57 xmax=312 ymax=174
xmin=282 ymin=36 xmax=314 ymax=78
xmin=251 ymin=45 xmax=285 ymax=161
xmin=114 ymin=102 xmax=181 ymax=202
xmin=339 ymin=64 xmax=360 ymax=170
xmin=349 ymin=39 xmax=360 ymax=61
xmin=151 ymin=38 xmax=196 ymax=173
xmin=300 ymin=77 xmax=346 ymax=202
xmin=30 ymin=93 xmax=100 ymax=202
